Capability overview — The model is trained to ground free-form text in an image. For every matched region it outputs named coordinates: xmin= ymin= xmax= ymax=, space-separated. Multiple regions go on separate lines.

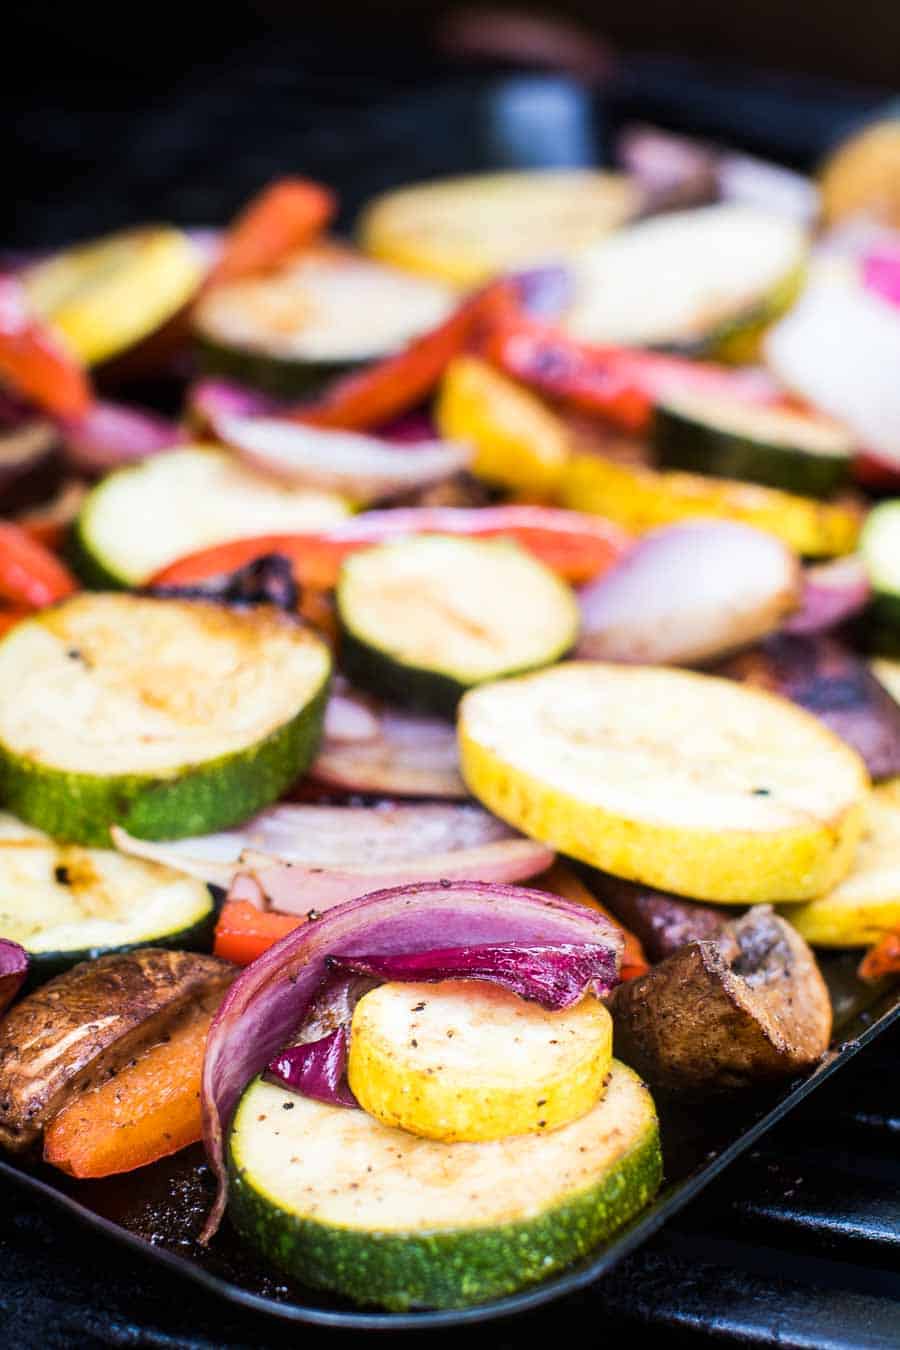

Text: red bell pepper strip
xmin=858 ymin=929 xmax=900 ymax=983
xmin=481 ymin=309 xmax=781 ymax=434
xmin=207 ymin=178 xmax=336 ymax=289
xmin=290 ymin=281 xmax=516 ymax=432
xmin=149 ymin=504 xmax=630 ymax=594
xmin=213 ymin=900 xmax=303 ymax=966
xmin=0 ymin=522 xmax=78 ymax=609
xmin=0 ymin=276 xmax=93 ymax=420
xmin=0 ymin=608 xmax=30 ymax=638
xmin=536 ymin=862 xmax=650 ymax=981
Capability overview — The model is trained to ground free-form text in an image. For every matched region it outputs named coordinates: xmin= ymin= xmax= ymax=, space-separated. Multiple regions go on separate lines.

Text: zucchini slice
xmin=871 ymin=657 xmax=900 ymax=705
xmin=459 ymin=662 xmax=868 ymax=903
xmin=560 ymin=454 xmax=861 ymax=558
xmin=337 ymin=535 xmax=579 ymax=717
xmin=71 ymin=446 xmax=350 ymax=587
xmin=860 ymin=502 xmax=900 ymax=649
xmin=359 ymin=170 xmax=638 ymax=287
xmin=564 ymin=204 xmax=806 ymax=359
xmin=781 ymin=783 xmax=900 ymax=946
xmin=228 ymin=1060 xmax=660 ymax=1311
xmin=0 ymin=812 xmax=213 ymax=979
xmin=654 ymin=391 xmax=853 ymax=499
xmin=0 ymin=594 xmax=330 ymax=846
xmin=348 ymin=979 xmax=613 ymax=1142
xmin=21 ymin=227 xmax=204 ymax=367
xmin=193 ymin=247 xmax=453 ymax=397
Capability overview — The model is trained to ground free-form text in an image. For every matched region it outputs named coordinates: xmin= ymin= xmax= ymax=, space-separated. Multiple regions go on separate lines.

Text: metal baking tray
xmin=1 ymin=954 xmax=897 ymax=1330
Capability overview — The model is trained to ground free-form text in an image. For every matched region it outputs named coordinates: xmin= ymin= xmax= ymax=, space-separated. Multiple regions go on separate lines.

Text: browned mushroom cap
xmin=586 ymin=870 xmax=730 ymax=963
xmin=0 ymin=948 xmax=233 ymax=1153
xmin=608 ymin=906 xmax=832 ymax=1094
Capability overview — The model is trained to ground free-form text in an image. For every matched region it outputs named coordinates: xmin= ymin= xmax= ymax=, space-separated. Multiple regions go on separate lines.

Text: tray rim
xmin=2 ymin=988 xmax=897 ymax=1332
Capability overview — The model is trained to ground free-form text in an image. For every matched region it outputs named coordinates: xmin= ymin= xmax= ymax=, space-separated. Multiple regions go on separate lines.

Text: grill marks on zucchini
xmin=654 ymin=391 xmax=853 ymax=498
xmin=228 ymin=1061 xmax=661 ymax=1310
xmin=459 ymin=662 xmax=868 ymax=903
xmin=337 ymin=535 xmax=579 ymax=717
xmin=0 ymin=812 xmax=213 ymax=977
xmin=0 ymin=595 xmax=330 ymax=845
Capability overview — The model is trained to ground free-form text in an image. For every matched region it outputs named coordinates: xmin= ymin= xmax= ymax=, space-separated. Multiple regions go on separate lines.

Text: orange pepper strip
xmin=148 ymin=504 xmax=629 ymax=594
xmin=536 ymin=861 xmax=650 ymax=981
xmin=214 ymin=899 xmax=304 ymax=966
xmin=0 ymin=522 xmax=78 ymax=609
xmin=0 ymin=275 xmax=93 ymax=420
xmin=858 ymin=930 xmax=900 ymax=983
xmin=290 ymin=281 xmax=515 ymax=432
xmin=0 ymin=608 xmax=30 ymax=637
xmin=207 ymin=178 xmax=337 ymax=289
xmin=43 ymin=998 xmax=217 ymax=1178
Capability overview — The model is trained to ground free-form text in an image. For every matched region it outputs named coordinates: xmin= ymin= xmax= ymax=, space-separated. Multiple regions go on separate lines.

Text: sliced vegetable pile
xmin=1 ymin=151 xmax=900 ymax=1314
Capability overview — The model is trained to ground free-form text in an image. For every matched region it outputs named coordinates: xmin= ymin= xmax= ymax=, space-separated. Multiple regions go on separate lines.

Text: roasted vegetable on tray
xmin=1 ymin=157 xmax=899 ymax=1319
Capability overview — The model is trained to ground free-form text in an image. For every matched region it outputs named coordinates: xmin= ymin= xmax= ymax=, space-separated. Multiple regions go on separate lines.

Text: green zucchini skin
xmin=195 ymin=336 xmax=359 ymax=400
xmin=23 ymin=910 xmax=216 ymax=986
xmin=338 ymin=627 xmax=467 ymax=720
xmin=0 ymin=677 xmax=329 ymax=847
xmin=227 ymin=1119 xmax=661 ymax=1312
xmin=655 ymin=263 xmax=805 ymax=364
xmin=653 ymin=404 xmax=850 ymax=500
xmin=66 ymin=514 xmax=128 ymax=589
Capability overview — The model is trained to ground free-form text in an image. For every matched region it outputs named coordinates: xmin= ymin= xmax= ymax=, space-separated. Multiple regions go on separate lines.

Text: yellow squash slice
xmin=559 ymin=454 xmax=861 ymax=558
xmin=348 ymin=978 xmax=613 ymax=1142
xmin=22 ymin=226 xmax=204 ymax=366
xmin=358 ymin=170 xmax=638 ymax=287
xmin=781 ymin=781 xmax=900 ymax=946
xmin=436 ymin=356 xmax=571 ymax=497
xmin=459 ymin=662 xmax=868 ymax=903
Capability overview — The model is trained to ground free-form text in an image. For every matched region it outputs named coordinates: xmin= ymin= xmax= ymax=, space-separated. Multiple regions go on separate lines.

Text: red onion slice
xmin=0 ymin=939 xmax=28 ymax=1014
xmin=266 ymin=1027 xmax=357 ymax=1108
xmin=60 ymin=400 xmax=182 ymax=472
xmin=314 ymin=687 xmax=467 ymax=799
xmin=211 ymin=411 xmax=471 ymax=503
xmin=783 ymin=555 xmax=872 ymax=635
xmin=112 ymin=802 xmax=552 ymax=905
xmin=577 ymin=520 xmax=801 ymax=666
xmin=330 ymin=941 xmax=618 ymax=1010
xmin=187 ymin=377 xmax=280 ymax=430
xmin=200 ymin=880 xmax=623 ymax=1240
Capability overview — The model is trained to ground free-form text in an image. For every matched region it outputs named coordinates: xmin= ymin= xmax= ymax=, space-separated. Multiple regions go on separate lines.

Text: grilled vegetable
xmin=21 ymin=226 xmax=203 ymax=366
xmin=195 ymin=247 xmax=453 ymax=397
xmin=207 ymin=177 xmax=335 ymax=288
xmin=0 ymin=948 xmax=232 ymax=1153
xmin=785 ymin=556 xmax=872 ymax=636
xmin=213 ymin=900 xmax=302 ymax=966
xmin=871 ymin=657 xmax=900 ymax=704
xmin=359 ymin=169 xmax=637 ymax=287
xmin=59 ymin=400 xmax=181 ymax=473
xmin=435 ymin=355 xmax=571 ymax=497
xmin=43 ymin=980 xmax=226 ymax=1177
xmin=71 ymin=446 xmax=350 ymax=587
xmin=560 ymin=454 xmax=861 ymax=558
xmin=718 ymin=634 xmax=900 ymax=782
xmin=348 ymin=978 xmax=613 ymax=1142
xmin=459 ymin=662 xmax=868 ymax=903
xmin=0 ymin=811 xmax=213 ymax=977
xmin=576 ymin=521 xmax=800 ymax=666
xmin=228 ymin=1060 xmax=659 ymax=1310
xmin=860 ymin=501 xmax=900 ymax=650
xmin=782 ymin=783 xmax=900 ymax=947
xmin=584 ymin=873 xmax=729 ymax=963
xmin=0 ymin=522 xmax=77 ymax=609
xmin=536 ymin=861 xmax=649 ymax=980
xmin=653 ymin=390 xmax=853 ymax=498
xmin=819 ymin=120 xmax=900 ymax=228
xmin=608 ymin=906 xmax=832 ymax=1093
xmin=337 ymin=535 xmax=579 ymax=716
xmin=0 ymin=940 xmax=27 ymax=1015
xmin=0 ymin=419 xmax=61 ymax=513
xmin=0 ymin=594 xmax=330 ymax=845
xmin=565 ymin=204 xmax=806 ymax=359
xmin=0 ymin=275 xmax=92 ymax=420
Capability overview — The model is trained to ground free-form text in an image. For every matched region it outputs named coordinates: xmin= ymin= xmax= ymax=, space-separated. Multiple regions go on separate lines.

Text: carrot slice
xmin=536 ymin=861 xmax=650 ymax=980
xmin=208 ymin=178 xmax=336 ymax=288
xmin=0 ymin=522 xmax=79 ymax=609
xmin=0 ymin=275 xmax=93 ymax=420
xmin=213 ymin=899 xmax=303 ymax=966
xmin=858 ymin=929 xmax=900 ymax=983
xmin=43 ymin=998 xmax=216 ymax=1178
